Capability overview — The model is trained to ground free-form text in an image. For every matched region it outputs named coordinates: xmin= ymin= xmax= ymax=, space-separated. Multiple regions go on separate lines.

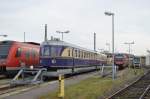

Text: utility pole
xmin=94 ymin=33 xmax=96 ymax=51
xmin=24 ymin=32 xmax=26 ymax=42
xmin=105 ymin=11 xmax=116 ymax=80
xmin=44 ymin=24 xmax=48 ymax=41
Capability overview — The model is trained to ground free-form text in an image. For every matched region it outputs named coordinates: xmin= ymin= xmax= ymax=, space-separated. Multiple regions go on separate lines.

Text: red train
xmin=0 ymin=40 xmax=40 ymax=75
xmin=114 ymin=53 xmax=129 ymax=69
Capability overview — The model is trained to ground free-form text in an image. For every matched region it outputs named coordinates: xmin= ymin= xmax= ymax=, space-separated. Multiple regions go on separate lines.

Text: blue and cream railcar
xmin=40 ymin=40 xmax=106 ymax=71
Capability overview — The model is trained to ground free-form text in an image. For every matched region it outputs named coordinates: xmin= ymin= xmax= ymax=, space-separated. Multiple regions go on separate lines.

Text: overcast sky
xmin=0 ymin=0 xmax=150 ymax=55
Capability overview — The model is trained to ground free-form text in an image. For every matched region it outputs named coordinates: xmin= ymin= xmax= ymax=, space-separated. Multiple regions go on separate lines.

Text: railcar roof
xmin=0 ymin=40 xmax=40 ymax=46
xmin=25 ymin=42 xmax=40 ymax=45
xmin=41 ymin=40 xmax=97 ymax=53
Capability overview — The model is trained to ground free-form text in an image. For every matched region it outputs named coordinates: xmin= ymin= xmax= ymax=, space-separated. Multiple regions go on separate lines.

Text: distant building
xmin=102 ymin=52 xmax=112 ymax=65
xmin=146 ymin=53 xmax=150 ymax=66
xmin=140 ymin=56 xmax=146 ymax=66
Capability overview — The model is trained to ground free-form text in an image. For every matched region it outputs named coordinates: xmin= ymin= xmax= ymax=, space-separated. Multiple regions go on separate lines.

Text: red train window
xmin=25 ymin=51 xmax=30 ymax=59
xmin=31 ymin=50 xmax=36 ymax=58
xmin=15 ymin=48 xmax=22 ymax=57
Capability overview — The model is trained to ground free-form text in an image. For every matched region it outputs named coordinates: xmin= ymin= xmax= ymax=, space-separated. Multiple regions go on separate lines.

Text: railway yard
xmin=0 ymin=39 xmax=149 ymax=99
xmin=1 ymin=1 xmax=150 ymax=98
xmin=0 ymin=33 xmax=149 ymax=99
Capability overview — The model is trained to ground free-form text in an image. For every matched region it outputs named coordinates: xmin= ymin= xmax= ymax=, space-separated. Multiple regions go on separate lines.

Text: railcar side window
xmin=73 ymin=49 xmax=75 ymax=57
xmin=31 ymin=49 xmax=36 ymax=58
xmin=78 ymin=50 xmax=80 ymax=58
xmin=15 ymin=48 xmax=22 ymax=57
xmin=25 ymin=51 xmax=30 ymax=59
xmin=51 ymin=47 xmax=57 ymax=57
xmin=75 ymin=50 xmax=77 ymax=57
xmin=68 ymin=49 xmax=70 ymax=56
xmin=84 ymin=52 xmax=86 ymax=58
xmin=33 ymin=51 xmax=36 ymax=58
xmin=81 ymin=51 xmax=83 ymax=58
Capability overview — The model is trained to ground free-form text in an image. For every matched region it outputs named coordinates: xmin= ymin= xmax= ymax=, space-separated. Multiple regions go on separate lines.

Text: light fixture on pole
xmin=98 ymin=48 xmax=104 ymax=53
xmin=106 ymin=43 xmax=110 ymax=52
xmin=0 ymin=34 xmax=7 ymax=37
xmin=124 ymin=41 xmax=134 ymax=55
xmin=104 ymin=11 xmax=116 ymax=80
xmin=124 ymin=41 xmax=134 ymax=68
xmin=0 ymin=34 xmax=7 ymax=41
xmin=56 ymin=30 xmax=70 ymax=41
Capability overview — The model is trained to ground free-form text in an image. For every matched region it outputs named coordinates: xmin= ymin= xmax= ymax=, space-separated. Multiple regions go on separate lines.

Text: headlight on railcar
xmin=30 ymin=65 xmax=34 ymax=70
xmin=52 ymin=59 xmax=56 ymax=64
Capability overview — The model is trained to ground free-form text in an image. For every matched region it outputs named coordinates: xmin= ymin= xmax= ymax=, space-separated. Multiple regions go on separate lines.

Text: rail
xmin=108 ymin=70 xmax=150 ymax=99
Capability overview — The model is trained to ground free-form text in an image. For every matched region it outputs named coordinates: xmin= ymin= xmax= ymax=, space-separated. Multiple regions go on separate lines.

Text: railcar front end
xmin=40 ymin=44 xmax=74 ymax=70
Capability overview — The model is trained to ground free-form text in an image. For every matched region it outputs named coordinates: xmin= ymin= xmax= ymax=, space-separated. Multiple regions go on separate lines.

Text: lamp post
xmin=124 ymin=41 xmax=134 ymax=68
xmin=104 ymin=11 xmax=116 ymax=79
xmin=24 ymin=32 xmax=26 ymax=42
xmin=56 ymin=30 xmax=70 ymax=41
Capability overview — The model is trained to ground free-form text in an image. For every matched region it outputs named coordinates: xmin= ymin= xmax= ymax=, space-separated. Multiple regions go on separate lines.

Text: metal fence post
xmin=101 ymin=64 xmax=105 ymax=77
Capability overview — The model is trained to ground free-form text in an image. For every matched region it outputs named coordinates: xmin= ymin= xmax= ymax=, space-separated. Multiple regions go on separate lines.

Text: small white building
xmin=146 ymin=53 xmax=150 ymax=66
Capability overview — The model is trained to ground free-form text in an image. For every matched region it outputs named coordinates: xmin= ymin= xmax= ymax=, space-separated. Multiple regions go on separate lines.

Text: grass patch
xmin=40 ymin=68 xmax=144 ymax=99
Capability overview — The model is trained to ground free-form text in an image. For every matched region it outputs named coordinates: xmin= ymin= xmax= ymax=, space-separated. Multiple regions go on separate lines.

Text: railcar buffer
xmin=10 ymin=67 xmax=47 ymax=86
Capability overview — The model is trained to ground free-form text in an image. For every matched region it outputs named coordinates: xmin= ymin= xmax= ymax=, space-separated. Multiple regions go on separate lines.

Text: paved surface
xmin=2 ymin=71 xmax=101 ymax=99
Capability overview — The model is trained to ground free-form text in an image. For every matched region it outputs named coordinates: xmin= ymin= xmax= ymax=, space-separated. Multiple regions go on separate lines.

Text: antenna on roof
xmin=44 ymin=24 xmax=47 ymax=41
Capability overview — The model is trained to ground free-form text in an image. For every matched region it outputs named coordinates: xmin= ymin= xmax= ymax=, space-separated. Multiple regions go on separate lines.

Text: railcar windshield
xmin=0 ymin=41 xmax=13 ymax=59
xmin=134 ymin=57 xmax=140 ymax=63
xmin=41 ymin=45 xmax=62 ymax=57
xmin=115 ymin=54 xmax=124 ymax=58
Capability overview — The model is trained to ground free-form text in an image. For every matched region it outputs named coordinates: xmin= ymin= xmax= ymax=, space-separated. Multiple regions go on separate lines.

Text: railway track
xmin=0 ymin=66 xmax=114 ymax=98
xmin=108 ymin=70 xmax=150 ymax=99
xmin=139 ymin=85 xmax=150 ymax=99
xmin=0 ymin=68 xmax=111 ymax=97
